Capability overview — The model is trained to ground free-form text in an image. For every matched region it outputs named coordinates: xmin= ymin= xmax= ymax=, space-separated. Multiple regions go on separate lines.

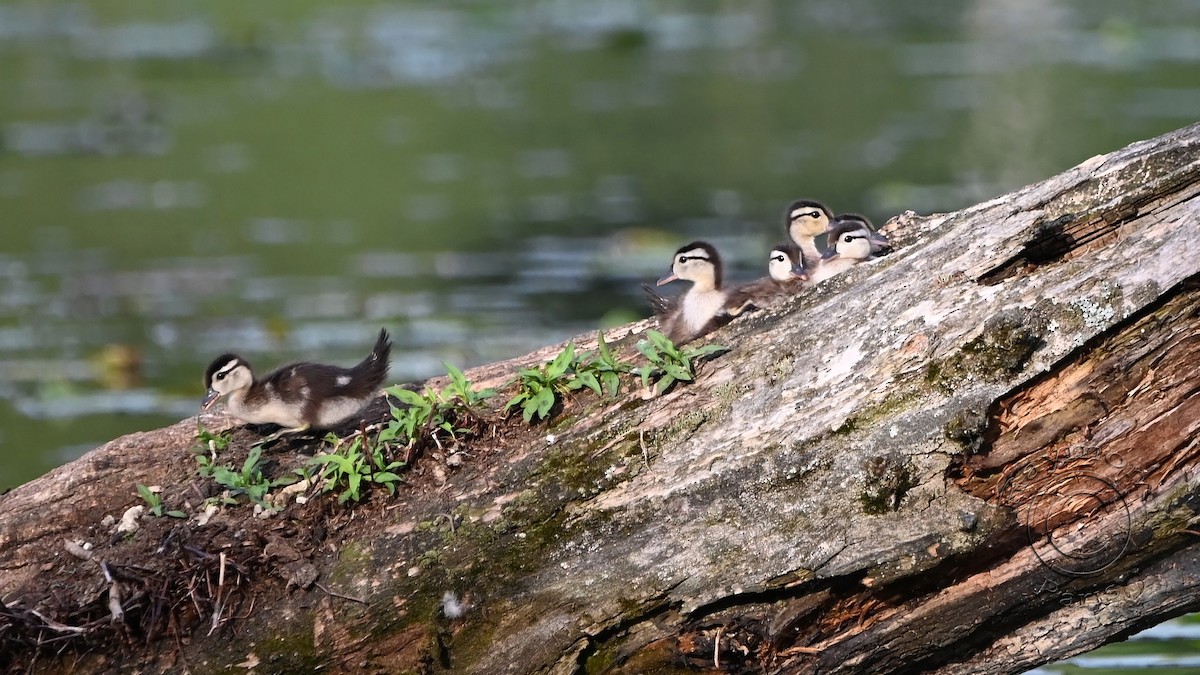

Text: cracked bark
xmin=1 ymin=122 xmax=1199 ymax=674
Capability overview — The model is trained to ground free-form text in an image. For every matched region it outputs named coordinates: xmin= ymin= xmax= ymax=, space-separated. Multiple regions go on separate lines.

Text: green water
xmin=1 ymin=3 xmax=1198 ymax=667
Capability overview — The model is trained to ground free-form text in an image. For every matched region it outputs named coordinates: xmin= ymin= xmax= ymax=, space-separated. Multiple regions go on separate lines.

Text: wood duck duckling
xmin=768 ymin=241 xmax=811 ymax=284
xmin=202 ymin=328 xmax=392 ymax=443
xmin=643 ymin=241 xmax=731 ymax=344
xmin=809 ymin=215 xmax=890 ymax=285
xmin=785 ymin=199 xmax=834 ymax=275
xmin=833 ymin=212 xmax=892 ymax=258
xmin=724 ymin=242 xmax=809 ymax=315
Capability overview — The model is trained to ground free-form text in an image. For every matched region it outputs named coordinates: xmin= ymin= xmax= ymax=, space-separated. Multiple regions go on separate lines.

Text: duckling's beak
xmin=656 ymin=272 xmax=678 ymax=286
xmin=790 ymin=263 xmax=809 ymax=281
xmin=821 ymin=247 xmax=839 ymax=260
xmin=869 ymin=231 xmax=891 ymax=249
xmin=201 ymin=388 xmax=222 ymax=411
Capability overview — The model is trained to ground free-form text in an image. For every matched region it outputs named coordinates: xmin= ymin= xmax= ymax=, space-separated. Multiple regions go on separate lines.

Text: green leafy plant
xmin=379 ymin=363 xmax=495 ymax=451
xmin=135 ymin=483 xmax=185 ymax=518
xmin=308 ymin=433 xmax=405 ymax=504
xmin=632 ymin=330 xmax=728 ymax=395
xmin=442 ymin=362 xmax=496 ymax=411
xmin=194 ymin=423 xmax=232 ymax=457
xmin=434 ymin=362 xmax=499 ymax=443
xmin=385 ymin=386 xmax=439 ymax=444
xmin=578 ymin=330 xmax=634 ymax=397
xmin=505 ymin=342 xmax=590 ymax=422
xmin=196 ymin=425 xmax=231 ymax=449
xmin=194 ymin=445 xmax=282 ymax=507
xmin=385 ymin=386 xmax=462 ymax=450
xmin=504 ymin=335 xmax=636 ymax=423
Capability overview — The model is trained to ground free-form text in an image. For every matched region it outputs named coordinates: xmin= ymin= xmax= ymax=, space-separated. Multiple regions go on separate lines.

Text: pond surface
xmin=1 ymin=1 xmax=1198 ymax=667
xmin=1033 ymin=616 xmax=1200 ymax=674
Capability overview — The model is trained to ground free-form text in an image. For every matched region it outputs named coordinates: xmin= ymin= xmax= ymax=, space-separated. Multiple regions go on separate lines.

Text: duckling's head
xmin=768 ymin=242 xmax=808 ymax=282
xmin=833 ymin=213 xmax=891 ymax=255
xmin=657 ymin=241 xmax=722 ymax=291
xmin=202 ymin=354 xmax=253 ymax=410
xmin=785 ymin=199 xmax=833 ymax=241
xmin=825 ymin=217 xmax=878 ymax=262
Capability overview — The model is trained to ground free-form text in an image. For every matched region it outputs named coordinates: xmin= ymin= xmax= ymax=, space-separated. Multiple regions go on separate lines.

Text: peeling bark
xmin=2 ymin=122 xmax=1200 ymax=674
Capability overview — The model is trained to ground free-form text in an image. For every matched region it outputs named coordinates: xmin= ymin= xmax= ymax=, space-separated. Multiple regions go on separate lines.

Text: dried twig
xmin=314 ymin=582 xmax=367 ymax=604
xmin=27 ymin=610 xmax=87 ymax=635
xmin=100 ymin=562 xmax=124 ymax=624
xmin=208 ymin=553 xmax=226 ymax=636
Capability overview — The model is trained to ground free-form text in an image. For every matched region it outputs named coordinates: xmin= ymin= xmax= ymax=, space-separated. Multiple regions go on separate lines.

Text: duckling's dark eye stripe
xmin=216 ymin=361 xmax=239 ymax=377
xmin=791 ymin=210 xmax=820 ymax=220
xmin=680 ymin=255 xmax=710 ymax=262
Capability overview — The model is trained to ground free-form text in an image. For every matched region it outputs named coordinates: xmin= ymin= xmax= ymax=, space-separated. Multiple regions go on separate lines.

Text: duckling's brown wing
xmin=724 ymin=278 xmax=783 ymax=315
xmin=238 ymin=362 xmax=306 ymax=408
xmin=257 ymin=362 xmax=379 ymax=429
xmin=270 ymin=363 xmax=383 ymax=400
xmin=642 ymin=283 xmax=676 ymax=319
xmin=247 ymin=362 xmax=312 ymax=400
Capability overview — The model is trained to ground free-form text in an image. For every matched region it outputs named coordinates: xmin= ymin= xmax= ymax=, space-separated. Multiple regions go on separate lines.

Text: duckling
xmin=767 ymin=241 xmax=811 ymax=284
xmin=808 ymin=215 xmax=890 ymax=285
xmin=202 ymin=328 xmax=392 ymax=443
xmin=785 ymin=199 xmax=834 ymax=274
xmin=643 ymin=241 xmax=730 ymax=344
xmin=724 ymin=242 xmax=808 ymax=315
xmin=834 ymin=212 xmax=893 ymax=257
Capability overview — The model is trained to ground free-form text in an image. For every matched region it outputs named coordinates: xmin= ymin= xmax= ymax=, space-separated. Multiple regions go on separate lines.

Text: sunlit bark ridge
xmin=1 ymin=122 xmax=1199 ymax=674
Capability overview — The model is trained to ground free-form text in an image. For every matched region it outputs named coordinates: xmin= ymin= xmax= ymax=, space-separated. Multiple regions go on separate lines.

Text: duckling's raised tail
xmin=352 ymin=328 xmax=392 ymax=391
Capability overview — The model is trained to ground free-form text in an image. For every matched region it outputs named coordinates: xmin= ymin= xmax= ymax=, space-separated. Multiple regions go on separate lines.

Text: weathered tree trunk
xmin=2 ymin=122 xmax=1199 ymax=674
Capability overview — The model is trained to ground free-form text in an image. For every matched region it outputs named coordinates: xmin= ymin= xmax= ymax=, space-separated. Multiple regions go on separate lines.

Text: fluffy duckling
xmin=724 ymin=242 xmax=808 ymax=315
xmin=202 ymin=328 xmax=392 ymax=442
xmin=836 ymin=212 xmax=893 ymax=258
xmin=768 ymin=241 xmax=810 ymax=284
xmin=808 ymin=215 xmax=890 ymax=285
xmin=785 ymin=199 xmax=834 ymax=274
xmin=643 ymin=241 xmax=730 ymax=344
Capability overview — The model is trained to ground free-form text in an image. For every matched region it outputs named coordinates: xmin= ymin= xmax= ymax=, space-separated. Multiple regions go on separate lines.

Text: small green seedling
xmin=433 ymin=361 xmax=498 ymax=442
xmin=504 ymin=335 xmax=636 ymax=422
xmin=193 ymin=423 xmax=233 ymax=464
xmin=384 ymin=384 xmax=471 ymax=450
xmin=135 ymin=483 xmax=185 ymax=518
xmin=442 ymin=362 xmax=496 ymax=410
xmin=577 ymin=330 xmax=634 ymax=397
xmin=194 ymin=445 xmax=284 ymax=507
xmin=505 ymin=342 xmax=593 ymax=422
xmin=385 ymin=386 xmax=439 ymax=445
xmin=632 ymin=330 xmax=728 ymax=395
xmin=195 ymin=423 xmax=231 ymax=450
xmin=308 ymin=433 xmax=405 ymax=504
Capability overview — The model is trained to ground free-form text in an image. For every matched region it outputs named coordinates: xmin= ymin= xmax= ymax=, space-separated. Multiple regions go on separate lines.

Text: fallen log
xmin=1 ymin=121 xmax=1199 ymax=674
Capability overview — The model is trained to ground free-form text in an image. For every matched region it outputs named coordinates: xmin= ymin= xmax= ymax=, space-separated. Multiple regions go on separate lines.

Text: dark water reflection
xmin=1 ymin=1 xmax=1197 ymax=493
